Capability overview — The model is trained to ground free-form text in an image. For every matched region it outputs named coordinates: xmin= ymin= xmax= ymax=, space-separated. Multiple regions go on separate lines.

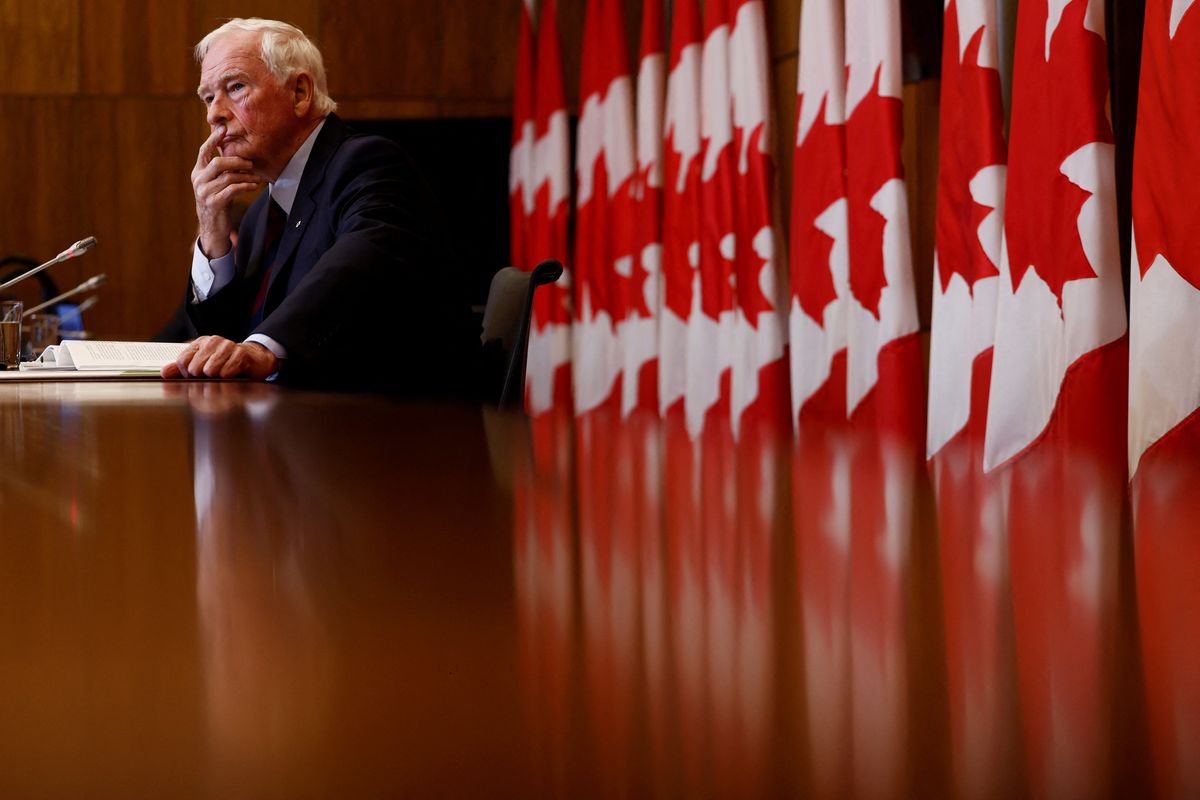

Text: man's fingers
xmin=194 ymin=156 xmax=256 ymax=183
xmin=164 ymin=340 xmax=201 ymax=378
xmin=195 ymin=173 xmax=262 ymax=216
xmin=198 ymin=171 xmax=261 ymax=201
xmin=185 ymin=348 xmax=210 ymax=377
xmin=163 ymin=338 xmax=273 ymax=381
xmin=196 ymin=125 xmax=226 ymax=169
xmin=219 ymin=348 xmax=249 ymax=378
xmin=220 ymin=343 xmax=277 ymax=380
xmin=192 ymin=165 xmax=260 ymax=199
xmin=188 ymin=338 xmax=235 ymax=377
xmin=211 ymin=181 xmax=263 ymax=206
xmin=184 ymin=336 xmax=220 ymax=376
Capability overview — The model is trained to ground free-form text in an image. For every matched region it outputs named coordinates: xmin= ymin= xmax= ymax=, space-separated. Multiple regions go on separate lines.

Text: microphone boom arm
xmin=0 ymin=237 xmax=98 ymax=293
xmin=23 ymin=273 xmax=107 ymax=317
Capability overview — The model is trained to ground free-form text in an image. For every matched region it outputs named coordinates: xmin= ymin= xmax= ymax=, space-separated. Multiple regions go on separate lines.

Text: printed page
xmin=63 ymin=340 xmax=189 ymax=371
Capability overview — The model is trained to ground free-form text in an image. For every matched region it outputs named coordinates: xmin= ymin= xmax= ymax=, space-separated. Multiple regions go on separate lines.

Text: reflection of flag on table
xmin=1133 ymin=421 xmax=1200 ymax=798
xmin=792 ymin=429 xmax=852 ymax=797
xmin=1008 ymin=449 xmax=1120 ymax=799
xmin=932 ymin=441 xmax=1018 ymax=799
xmin=513 ymin=409 xmax=576 ymax=795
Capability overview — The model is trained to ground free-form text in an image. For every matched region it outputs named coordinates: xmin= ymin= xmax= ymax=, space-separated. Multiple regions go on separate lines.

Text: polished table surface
xmin=0 ymin=381 xmax=1193 ymax=798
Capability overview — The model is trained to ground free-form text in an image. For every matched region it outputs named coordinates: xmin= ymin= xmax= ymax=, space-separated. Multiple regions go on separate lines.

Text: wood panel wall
xmin=0 ymin=0 xmax=941 ymax=340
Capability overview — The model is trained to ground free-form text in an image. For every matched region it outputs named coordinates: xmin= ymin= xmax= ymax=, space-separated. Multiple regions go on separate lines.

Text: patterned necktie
xmin=250 ymin=198 xmax=287 ymax=328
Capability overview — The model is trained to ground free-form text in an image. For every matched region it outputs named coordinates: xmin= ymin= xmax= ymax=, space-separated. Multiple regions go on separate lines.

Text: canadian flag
xmin=926 ymin=0 xmax=1006 ymax=457
xmin=983 ymin=0 xmax=1127 ymax=471
xmin=623 ymin=0 xmax=665 ymax=416
xmin=659 ymin=0 xmax=703 ymax=419
xmin=509 ymin=0 xmax=536 ymax=272
xmin=726 ymin=0 xmax=788 ymax=431
xmin=1128 ymin=0 xmax=1200 ymax=476
xmin=572 ymin=0 xmax=637 ymax=414
xmin=688 ymin=0 xmax=787 ymax=437
xmin=843 ymin=0 xmax=924 ymax=441
xmin=788 ymin=0 xmax=849 ymax=428
xmin=526 ymin=0 xmax=574 ymax=414
xmin=688 ymin=0 xmax=738 ymax=435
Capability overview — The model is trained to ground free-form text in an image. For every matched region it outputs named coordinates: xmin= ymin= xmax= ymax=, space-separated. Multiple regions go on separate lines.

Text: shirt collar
xmin=269 ymin=118 xmax=326 ymax=216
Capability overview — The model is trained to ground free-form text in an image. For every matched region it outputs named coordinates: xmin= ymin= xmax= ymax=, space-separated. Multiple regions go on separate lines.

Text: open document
xmin=15 ymin=340 xmax=188 ymax=376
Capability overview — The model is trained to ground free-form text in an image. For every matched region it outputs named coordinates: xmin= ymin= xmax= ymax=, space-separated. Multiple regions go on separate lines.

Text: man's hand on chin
xmin=161 ymin=336 xmax=279 ymax=381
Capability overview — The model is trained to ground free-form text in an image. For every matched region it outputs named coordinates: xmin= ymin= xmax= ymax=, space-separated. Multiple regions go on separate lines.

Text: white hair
xmin=195 ymin=18 xmax=337 ymax=115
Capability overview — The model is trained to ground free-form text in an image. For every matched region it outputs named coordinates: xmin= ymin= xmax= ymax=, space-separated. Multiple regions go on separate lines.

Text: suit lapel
xmin=262 ymin=114 xmax=345 ymax=307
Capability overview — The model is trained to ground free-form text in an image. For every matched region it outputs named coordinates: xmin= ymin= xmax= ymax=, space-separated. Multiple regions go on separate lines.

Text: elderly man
xmin=165 ymin=18 xmax=472 ymax=397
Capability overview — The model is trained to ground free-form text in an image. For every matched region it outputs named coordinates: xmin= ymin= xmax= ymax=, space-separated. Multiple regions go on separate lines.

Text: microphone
xmin=56 ymin=295 xmax=99 ymax=328
xmin=23 ymin=273 xmax=107 ymax=316
xmin=0 ymin=236 xmax=98 ymax=292
xmin=62 ymin=237 xmax=98 ymax=257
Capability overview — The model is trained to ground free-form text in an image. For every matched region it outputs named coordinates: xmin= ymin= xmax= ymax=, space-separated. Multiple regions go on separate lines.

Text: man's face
xmin=197 ymin=31 xmax=300 ymax=178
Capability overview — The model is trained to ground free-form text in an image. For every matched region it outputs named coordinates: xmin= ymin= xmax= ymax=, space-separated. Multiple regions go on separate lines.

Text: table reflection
xmin=181 ymin=383 xmax=514 ymax=796
xmin=0 ymin=380 xmax=1193 ymax=796
xmin=1134 ymin=426 xmax=1200 ymax=800
xmin=508 ymin=405 xmax=1177 ymax=798
xmin=186 ymin=383 xmax=335 ymax=793
xmin=1008 ymin=448 xmax=1124 ymax=800
xmin=932 ymin=439 xmax=1021 ymax=800
xmin=0 ymin=381 xmax=200 ymax=795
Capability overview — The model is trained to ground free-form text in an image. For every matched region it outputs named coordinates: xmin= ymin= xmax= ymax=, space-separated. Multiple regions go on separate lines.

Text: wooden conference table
xmin=0 ymin=379 xmax=1190 ymax=797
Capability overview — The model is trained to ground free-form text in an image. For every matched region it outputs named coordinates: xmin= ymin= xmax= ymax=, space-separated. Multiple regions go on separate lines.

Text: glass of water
xmin=0 ymin=301 xmax=22 ymax=369
xmin=23 ymin=313 xmax=59 ymax=360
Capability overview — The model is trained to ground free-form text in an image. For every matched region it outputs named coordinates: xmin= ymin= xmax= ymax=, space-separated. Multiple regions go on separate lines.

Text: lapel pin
xmin=295 ymin=219 xmax=302 ymax=228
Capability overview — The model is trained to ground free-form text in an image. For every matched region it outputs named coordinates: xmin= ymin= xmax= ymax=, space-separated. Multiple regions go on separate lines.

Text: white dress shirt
xmin=190 ymin=119 xmax=327 ymax=361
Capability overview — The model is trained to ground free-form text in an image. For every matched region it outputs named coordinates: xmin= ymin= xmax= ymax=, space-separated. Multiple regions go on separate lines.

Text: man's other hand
xmin=193 ymin=124 xmax=264 ymax=258
xmin=162 ymin=336 xmax=279 ymax=380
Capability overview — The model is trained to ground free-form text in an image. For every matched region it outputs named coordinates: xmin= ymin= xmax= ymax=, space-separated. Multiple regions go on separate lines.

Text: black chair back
xmin=480 ymin=259 xmax=563 ymax=409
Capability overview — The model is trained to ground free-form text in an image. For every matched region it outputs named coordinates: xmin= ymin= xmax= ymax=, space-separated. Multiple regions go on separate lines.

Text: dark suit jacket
xmin=186 ymin=113 xmax=478 ymax=400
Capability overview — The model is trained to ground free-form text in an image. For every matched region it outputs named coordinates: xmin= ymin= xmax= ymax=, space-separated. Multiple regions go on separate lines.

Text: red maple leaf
xmin=662 ymin=136 xmax=700 ymax=321
xmin=626 ymin=162 xmax=661 ymax=318
xmin=791 ymin=93 xmax=846 ymax=325
xmin=661 ymin=0 xmax=702 ymax=324
xmin=1004 ymin=0 xmax=1113 ymax=307
xmin=731 ymin=122 xmax=776 ymax=327
xmin=845 ymin=66 xmax=904 ymax=320
xmin=935 ymin=1 xmax=1006 ymax=294
xmin=1132 ymin=0 xmax=1200 ymax=288
xmin=697 ymin=0 xmax=736 ymax=325
xmin=699 ymin=138 xmax=737 ymax=323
